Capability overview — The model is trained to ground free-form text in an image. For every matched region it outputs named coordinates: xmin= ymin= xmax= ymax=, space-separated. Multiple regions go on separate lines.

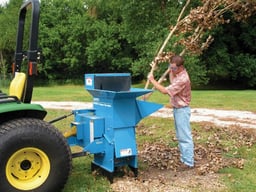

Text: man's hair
xmin=171 ymin=55 xmax=184 ymax=66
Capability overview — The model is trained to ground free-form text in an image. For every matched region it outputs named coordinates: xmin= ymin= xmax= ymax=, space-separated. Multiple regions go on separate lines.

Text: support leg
xmin=91 ymin=162 xmax=114 ymax=183
xmin=128 ymin=165 xmax=138 ymax=178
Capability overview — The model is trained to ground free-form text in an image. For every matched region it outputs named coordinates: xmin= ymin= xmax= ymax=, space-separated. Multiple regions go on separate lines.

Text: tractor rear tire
xmin=0 ymin=118 xmax=72 ymax=192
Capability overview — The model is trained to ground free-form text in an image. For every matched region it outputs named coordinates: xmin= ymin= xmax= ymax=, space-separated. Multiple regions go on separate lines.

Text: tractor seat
xmin=9 ymin=72 xmax=26 ymax=100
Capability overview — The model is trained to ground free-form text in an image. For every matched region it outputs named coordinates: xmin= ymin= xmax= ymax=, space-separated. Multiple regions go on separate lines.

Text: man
xmin=147 ymin=55 xmax=194 ymax=170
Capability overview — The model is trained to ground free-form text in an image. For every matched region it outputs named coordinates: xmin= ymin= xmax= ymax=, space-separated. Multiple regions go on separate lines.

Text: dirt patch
xmin=111 ymin=168 xmax=226 ymax=192
xmin=111 ymin=123 xmax=256 ymax=192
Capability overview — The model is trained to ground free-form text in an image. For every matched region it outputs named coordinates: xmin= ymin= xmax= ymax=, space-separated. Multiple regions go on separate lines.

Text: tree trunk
xmin=0 ymin=50 xmax=7 ymax=81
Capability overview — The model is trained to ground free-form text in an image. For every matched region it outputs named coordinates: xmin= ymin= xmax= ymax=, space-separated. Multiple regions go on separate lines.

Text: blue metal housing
xmin=68 ymin=73 xmax=163 ymax=174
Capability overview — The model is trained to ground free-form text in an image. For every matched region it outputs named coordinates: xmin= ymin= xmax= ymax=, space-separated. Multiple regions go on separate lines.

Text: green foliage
xmin=117 ymin=0 xmax=182 ymax=79
xmin=229 ymin=54 xmax=256 ymax=87
xmin=0 ymin=0 xmax=22 ymax=50
xmin=0 ymin=0 xmax=255 ymax=88
xmin=184 ymin=55 xmax=208 ymax=86
xmin=201 ymin=15 xmax=256 ymax=88
xmin=0 ymin=0 xmax=23 ymax=79
xmin=38 ymin=0 xmax=89 ymax=80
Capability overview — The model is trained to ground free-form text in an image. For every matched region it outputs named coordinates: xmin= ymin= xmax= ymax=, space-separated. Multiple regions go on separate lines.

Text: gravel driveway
xmin=33 ymin=101 xmax=256 ymax=129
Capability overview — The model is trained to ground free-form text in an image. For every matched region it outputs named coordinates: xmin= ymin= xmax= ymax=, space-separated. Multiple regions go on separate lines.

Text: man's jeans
xmin=173 ymin=106 xmax=194 ymax=167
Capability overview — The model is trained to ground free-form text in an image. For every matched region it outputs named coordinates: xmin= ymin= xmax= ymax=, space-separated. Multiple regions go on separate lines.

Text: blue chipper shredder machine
xmin=67 ymin=73 xmax=163 ymax=181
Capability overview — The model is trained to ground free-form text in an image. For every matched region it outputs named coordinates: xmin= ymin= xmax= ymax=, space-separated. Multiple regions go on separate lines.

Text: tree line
xmin=0 ymin=0 xmax=255 ymax=88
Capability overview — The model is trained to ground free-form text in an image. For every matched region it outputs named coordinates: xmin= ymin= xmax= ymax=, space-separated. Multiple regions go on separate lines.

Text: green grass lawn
xmin=2 ymin=84 xmax=256 ymax=111
xmin=31 ymin=85 xmax=256 ymax=111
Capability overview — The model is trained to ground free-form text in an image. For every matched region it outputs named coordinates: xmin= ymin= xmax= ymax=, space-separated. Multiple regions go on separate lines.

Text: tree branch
xmin=144 ymin=0 xmax=191 ymax=90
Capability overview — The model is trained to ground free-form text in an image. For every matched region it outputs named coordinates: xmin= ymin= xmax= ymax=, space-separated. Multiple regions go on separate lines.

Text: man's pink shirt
xmin=166 ymin=69 xmax=191 ymax=108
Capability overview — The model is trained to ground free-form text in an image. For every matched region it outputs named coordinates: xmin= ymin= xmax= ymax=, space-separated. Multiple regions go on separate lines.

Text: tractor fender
xmin=0 ymin=102 xmax=47 ymax=123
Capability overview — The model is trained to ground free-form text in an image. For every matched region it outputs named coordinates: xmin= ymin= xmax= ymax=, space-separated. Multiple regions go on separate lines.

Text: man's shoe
xmin=177 ymin=163 xmax=194 ymax=172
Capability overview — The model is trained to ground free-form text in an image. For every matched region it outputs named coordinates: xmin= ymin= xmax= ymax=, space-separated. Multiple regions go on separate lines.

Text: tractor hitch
xmin=48 ymin=112 xmax=73 ymax=124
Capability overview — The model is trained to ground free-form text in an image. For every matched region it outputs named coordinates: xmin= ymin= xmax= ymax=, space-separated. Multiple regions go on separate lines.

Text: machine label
xmin=120 ymin=148 xmax=132 ymax=156
xmin=86 ymin=77 xmax=93 ymax=86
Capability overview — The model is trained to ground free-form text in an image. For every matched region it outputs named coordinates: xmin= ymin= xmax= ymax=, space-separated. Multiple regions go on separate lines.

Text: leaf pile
xmin=138 ymin=123 xmax=256 ymax=175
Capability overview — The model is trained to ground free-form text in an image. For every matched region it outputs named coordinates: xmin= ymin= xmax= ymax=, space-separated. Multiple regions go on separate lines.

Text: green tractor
xmin=0 ymin=0 xmax=72 ymax=191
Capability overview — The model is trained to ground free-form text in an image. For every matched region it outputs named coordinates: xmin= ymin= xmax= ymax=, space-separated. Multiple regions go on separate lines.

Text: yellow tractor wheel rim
xmin=6 ymin=147 xmax=50 ymax=190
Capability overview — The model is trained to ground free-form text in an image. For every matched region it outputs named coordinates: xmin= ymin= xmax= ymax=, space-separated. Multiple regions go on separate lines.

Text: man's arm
xmin=147 ymin=74 xmax=168 ymax=94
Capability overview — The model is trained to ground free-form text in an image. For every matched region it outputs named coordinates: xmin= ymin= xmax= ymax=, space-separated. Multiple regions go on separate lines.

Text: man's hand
xmin=147 ymin=73 xmax=154 ymax=81
xmin=147 ymin=72 xmax=168 ymax=94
